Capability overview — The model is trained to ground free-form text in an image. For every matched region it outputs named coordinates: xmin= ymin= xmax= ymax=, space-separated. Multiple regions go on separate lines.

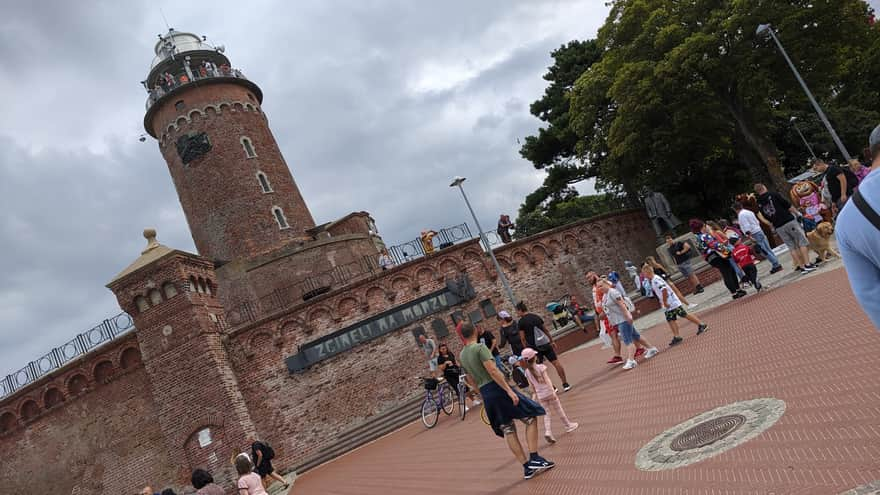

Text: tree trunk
xmin=722 ymin=97 xmax=789 ymax=193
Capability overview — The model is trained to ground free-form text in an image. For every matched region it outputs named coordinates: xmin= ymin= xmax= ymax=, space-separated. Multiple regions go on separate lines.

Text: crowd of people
xmin=146 ymin=60 xmax=245 ymax=105
xmin=138 ymin=439 xmax=289 ymax=495
xmin=411 ymin=127 xmax=880 ymax=482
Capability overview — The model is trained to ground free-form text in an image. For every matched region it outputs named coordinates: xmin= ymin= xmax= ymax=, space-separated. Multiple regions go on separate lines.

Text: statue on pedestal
xmin=644 ymin=190 xmax=680 ymax=237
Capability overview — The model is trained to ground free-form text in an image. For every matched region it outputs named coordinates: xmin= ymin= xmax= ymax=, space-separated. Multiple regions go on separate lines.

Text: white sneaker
xmin=545 ymin=433 xmax=557 ymax=443
xmin=622 ymin=359 xmax=637 ymax=370
xmin=644 ymin=347 xmax=659 ymax=359
xmin=564 ymin=422 xmax=579 ymax=433
xmin=687 ymin=303 xmax=698 ymax=309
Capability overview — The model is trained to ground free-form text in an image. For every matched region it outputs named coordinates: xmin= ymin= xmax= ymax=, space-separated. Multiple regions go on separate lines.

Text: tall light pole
xmin=789 ymin=116 xmax=817 ymax=160
xmin=450 ymin=176 xmax=517 ymax=307
xmin=757 ymin=23 xmax=852 ymax=162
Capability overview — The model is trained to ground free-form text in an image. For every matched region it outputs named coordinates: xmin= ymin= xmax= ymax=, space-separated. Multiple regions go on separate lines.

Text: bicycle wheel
xmin=421 ymin=396 xmax=439 ymax=428
xmin=457 ymin=383 xmax=468 ymax=420
xmin=480 ymin=405 xmax=491 ymax=426
xmin=440 ymin=384 xmax=455 ymax=415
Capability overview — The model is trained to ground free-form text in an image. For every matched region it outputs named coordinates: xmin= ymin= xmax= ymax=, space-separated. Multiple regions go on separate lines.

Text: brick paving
xmin=291 ymin=267 xmax=880 ymax=495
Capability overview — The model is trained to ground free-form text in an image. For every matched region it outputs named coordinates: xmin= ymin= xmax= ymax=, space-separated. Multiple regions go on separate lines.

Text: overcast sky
xmin=0 ymin=1 xmax=611 ymax=378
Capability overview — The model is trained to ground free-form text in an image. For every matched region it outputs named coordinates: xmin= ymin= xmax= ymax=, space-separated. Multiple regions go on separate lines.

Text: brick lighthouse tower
xmin=143 ymin=29 xmax=315 ymax=264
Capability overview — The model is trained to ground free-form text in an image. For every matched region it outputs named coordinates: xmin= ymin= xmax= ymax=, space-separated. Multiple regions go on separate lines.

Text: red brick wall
xmin=0 ymin=211 xmax=658 ymax=493
xmin=0 ymin=340 xmax=177 ymax=494
xmin=109 ymin=253 xmax=257 ymax=490
xmin=225 ymin=210 xmax=658 ymax=468
xmin=150 ymin=82 xmax=316 ymax=262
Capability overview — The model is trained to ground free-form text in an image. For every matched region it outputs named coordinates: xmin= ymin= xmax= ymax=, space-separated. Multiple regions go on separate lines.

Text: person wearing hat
xmin=836 ymin=124 xmax=880 ymax=328
xmin=519 ymin=347 xmax=578 ymax=444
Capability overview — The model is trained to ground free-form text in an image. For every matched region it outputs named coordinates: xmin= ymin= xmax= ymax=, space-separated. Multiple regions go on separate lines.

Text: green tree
xmin=517 ymin=40 xmax=604 ymax=224
xmin=514 ymin=193 xmax=627 ymax=238
xmin=569 ymin=0 xmax=880 ymax=214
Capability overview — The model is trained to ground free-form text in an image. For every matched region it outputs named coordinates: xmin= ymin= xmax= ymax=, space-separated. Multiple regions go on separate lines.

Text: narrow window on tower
xmin=273 ymin=207 xmax=289 ymax=229
xmin=256 ymin=171 xmax=273 ymax=193
xmin=240 ymin=137 xmax=257 ymax=158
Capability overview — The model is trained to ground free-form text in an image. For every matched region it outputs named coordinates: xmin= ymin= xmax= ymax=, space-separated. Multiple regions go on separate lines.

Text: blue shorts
xmin=617 ymin=320 xmax=641 ymax=346
xmin=677 ymin=260 xmax=693 ymax=276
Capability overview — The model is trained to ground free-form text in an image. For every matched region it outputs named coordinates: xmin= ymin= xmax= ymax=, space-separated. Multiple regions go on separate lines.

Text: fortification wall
xmin=0 ymin=335 xmax=176 ymax=494
xmin=225 ymin=209 xmax=657 ymax=468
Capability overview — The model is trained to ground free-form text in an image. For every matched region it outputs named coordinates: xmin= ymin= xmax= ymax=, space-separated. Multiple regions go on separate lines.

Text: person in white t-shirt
xmin=734 ymin=202 xmax=782 ymax=273
xmin=642 ymin=264 xmax=708 ymax=347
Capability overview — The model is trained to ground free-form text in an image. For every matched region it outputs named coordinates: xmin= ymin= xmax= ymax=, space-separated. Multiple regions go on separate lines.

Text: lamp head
xmin=449 ymin=176 xmax=466 ymax=187
xmin=756 ymin=23 xmax=772 ymax=37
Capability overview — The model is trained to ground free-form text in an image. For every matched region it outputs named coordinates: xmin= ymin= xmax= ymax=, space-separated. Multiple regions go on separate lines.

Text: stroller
xmin=546 ymin=295 xmax=574 ymax=330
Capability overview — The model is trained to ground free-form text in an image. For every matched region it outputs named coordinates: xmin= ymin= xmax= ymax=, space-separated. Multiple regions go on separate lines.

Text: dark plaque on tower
xmin=176 ymin=133 xmax=212 ymax=164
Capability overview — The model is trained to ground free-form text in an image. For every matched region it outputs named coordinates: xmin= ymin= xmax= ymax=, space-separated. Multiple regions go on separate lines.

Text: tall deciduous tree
xmin=568 ymin=0 xmax=879 ymax=211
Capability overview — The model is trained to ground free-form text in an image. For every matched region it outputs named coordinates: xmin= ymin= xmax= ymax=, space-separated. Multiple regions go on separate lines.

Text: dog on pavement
xmin=807 ymin=221 xmax=840 ymax=263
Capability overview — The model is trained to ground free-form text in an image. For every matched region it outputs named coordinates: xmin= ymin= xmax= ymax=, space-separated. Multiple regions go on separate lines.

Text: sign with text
xmin=285 ymin=287 xmax=465 ymax=373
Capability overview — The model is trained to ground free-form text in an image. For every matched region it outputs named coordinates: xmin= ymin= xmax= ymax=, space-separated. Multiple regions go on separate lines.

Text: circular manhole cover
xmin=670 ymin=414 xmax=746 ymax=451
xmin=840 ymin=481 xmax=880 ymax=495
xmin=635 ymin=398 xmax=785 ymax=471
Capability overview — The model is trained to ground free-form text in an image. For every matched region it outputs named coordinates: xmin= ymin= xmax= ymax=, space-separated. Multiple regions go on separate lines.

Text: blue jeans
xmin=494 ymin=354 xmax=505 ymax=373
xmin=750 ymin=231 xmax=781 ymax=268
xmin=729 ymin=257 xmax=745 ymax=280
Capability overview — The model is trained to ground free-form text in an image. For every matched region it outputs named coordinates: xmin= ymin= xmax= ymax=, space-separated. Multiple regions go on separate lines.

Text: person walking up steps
xmin=516 ymin=301 xmax=571 ymax=391
xmin=458 ymin=323 xmax=556 ymax=480
xmin=519 ymin=347 xmax=578 ymax=444
xmin=642 ymin=264 xmax=708 ymax=346
xmin=597 ymin=280 xmax=659 ymax=370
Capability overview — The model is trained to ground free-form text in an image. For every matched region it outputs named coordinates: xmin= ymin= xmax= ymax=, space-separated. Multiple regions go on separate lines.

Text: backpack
xmin=253 ymin=442 xmax=275 ymax=462
xmin=623 ymin=295 xmax=636 ymax=313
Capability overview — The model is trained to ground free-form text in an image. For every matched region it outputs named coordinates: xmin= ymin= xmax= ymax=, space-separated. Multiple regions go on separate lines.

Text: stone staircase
xmin=289 ymin=393 xmax=424 ymax=476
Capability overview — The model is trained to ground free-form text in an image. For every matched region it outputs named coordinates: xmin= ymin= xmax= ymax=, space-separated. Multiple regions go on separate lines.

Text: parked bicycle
xmin=420 ymin=377 xmax=455 ymax=428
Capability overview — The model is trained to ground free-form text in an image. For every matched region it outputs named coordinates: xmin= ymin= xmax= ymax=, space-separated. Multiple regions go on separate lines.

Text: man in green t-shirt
xmin=458 ymin=322 xmax=555 ymax=480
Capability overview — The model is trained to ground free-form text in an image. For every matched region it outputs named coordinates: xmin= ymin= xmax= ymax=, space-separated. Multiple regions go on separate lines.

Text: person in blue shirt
xmin=836 ymin=124 xmax=880 ymax=328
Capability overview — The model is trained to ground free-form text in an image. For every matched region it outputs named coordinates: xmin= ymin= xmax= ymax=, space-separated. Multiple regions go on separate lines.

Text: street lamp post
xmin=450 ymin=176 xmax=518 ymax=308
xmin=756 ymin=23 xmax=852 ymax=162
xmin=789 ymin=116 xmax=817 ymax=160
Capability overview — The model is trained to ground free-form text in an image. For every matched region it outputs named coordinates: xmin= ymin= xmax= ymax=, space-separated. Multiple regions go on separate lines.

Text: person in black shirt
xmin=478 ymin=325 xmax=505 ymax=372
xmin=665 ymin=235 xmax=703 ymax=294
xmin=812 ymin=158 xmax=858 ymax=212
xmin=515 ymin=301 xmax=571 ymax=392
xmin=436 ymin=343 xmax=462 ymax=394
xmin=497 ymin=311 xmax=523 ymax=356
xmin=754 ymin=183 xmax=816 ymax=273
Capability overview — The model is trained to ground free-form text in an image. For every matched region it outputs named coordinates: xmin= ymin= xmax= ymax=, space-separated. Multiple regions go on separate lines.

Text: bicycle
xmin=420 ymin=377 xmax=455 ymax=428
xmin=456 ymin=371 xmax=469 ymax=420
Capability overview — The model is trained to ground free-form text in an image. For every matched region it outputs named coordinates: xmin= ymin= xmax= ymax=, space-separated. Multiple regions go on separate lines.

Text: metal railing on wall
xmin=145 ymin=67 xmax=250 ymax=110
xmin=0 ymin=312 xmax=135 ymax=401
xmin=226 ymin=222 xmax=478 ymax=327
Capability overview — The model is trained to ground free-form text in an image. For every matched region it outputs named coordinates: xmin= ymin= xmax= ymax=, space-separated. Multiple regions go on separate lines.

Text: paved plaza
xmin=290 ymin=265 xmax=880 ymax=494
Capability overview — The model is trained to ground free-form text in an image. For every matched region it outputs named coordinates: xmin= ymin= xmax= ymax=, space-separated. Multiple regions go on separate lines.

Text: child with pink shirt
xmin=234 ymin=454 xmax=268 ymax=495
xmin=520 ymin=347 xmax=578 ymax=443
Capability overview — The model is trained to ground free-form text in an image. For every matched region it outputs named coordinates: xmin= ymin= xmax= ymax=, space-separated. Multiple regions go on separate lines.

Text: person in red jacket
xmin=731 ymin=235 xmax=762 ymax=292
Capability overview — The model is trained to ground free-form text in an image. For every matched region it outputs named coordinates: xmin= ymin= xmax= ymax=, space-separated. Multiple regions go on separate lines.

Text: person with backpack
xmin=690 ymin=219 xmax=746 ymax=299
xmin=597 ymin=279 xmax=659 ymax=370
xmin=251 ymin=439 xmax=288 ymax=490
xmin=837 ymin=124 xmax=880 ymax=328
xmin=515 ymin=301 xmax=571 ymax=392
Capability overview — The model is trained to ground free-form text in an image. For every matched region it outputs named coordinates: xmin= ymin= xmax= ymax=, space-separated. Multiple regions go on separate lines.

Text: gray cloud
xmin=0 ymin=0 xmax=609 ymax=377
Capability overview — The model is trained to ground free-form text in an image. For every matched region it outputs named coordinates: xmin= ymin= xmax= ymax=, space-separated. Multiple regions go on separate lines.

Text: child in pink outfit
xmin=520 ymin=348 xmax=578 ymax=443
